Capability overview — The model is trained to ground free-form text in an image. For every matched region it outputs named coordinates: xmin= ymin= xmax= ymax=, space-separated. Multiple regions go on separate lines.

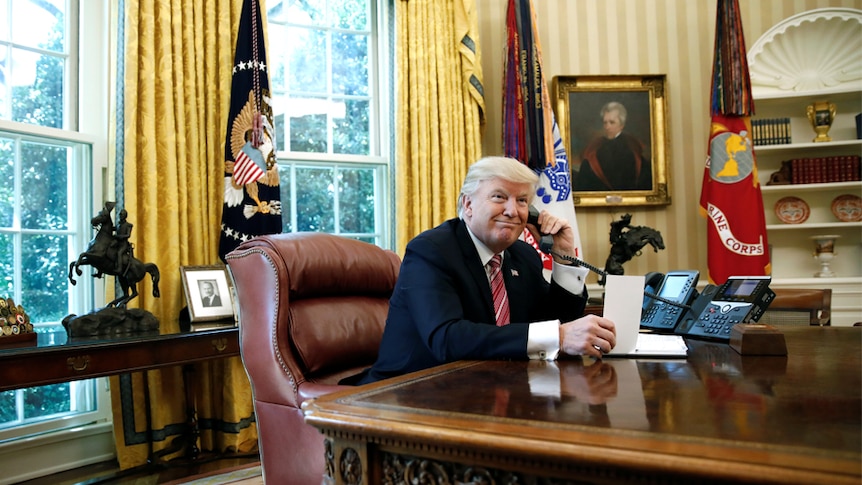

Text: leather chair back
xmin=760 ymin=288 xmax=832 ymax=326
xmin=226 ymin=232 xmax=400 ymax=484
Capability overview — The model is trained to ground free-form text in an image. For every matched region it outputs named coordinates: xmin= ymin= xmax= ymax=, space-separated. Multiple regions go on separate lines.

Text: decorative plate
xmin=831 ymin=194 xmax=862 ymax=222
xmin=774 ymin=196 xmax=810 ymax=224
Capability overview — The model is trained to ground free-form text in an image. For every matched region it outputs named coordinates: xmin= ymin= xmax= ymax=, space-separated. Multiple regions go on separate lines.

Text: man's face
xmin=602 ymin=111 xmax=624 ymax=139
xmin=201 ymin=283 xmax=213 ymax=297
xmin=463 ymin=177 xmax=531 ymax=254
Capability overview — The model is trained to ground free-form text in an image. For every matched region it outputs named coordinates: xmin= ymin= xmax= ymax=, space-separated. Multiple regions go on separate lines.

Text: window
xmin=267 ymin=0 xmax=392 ymax=247
xmin=0 ymin=0 xmax=111 ymax=480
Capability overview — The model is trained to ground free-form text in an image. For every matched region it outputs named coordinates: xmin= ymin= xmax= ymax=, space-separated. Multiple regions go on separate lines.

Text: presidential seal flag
xmin=503 ymin=0 xmax=583 ymax=274
xmin=219 ymin=0 xmax=282 ymax=261
xmin=699 ymin=0 xmax=770 ymax=284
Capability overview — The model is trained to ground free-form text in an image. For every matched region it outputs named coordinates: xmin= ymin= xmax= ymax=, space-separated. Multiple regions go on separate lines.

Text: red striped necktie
xmin=488 ymin=254 xmax=510 ymax=326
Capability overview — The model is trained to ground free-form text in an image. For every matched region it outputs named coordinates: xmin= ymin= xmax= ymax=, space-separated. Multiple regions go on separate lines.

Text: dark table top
xmin=0 ymin=321 xmax=239 ymax=390
xmin=305 ymin=326 xmax=862 ymax=482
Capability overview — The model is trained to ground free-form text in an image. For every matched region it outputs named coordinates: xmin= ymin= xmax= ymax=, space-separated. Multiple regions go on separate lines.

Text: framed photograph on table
xmin=180 ymin=265 xmax=235 ymax=323
xmin=553 ymin=74 xmax=671 ymax=207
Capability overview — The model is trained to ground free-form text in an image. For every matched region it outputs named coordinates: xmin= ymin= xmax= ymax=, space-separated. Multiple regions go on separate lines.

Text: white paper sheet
xmin=602 ymin=274 xmax=645 ymax=355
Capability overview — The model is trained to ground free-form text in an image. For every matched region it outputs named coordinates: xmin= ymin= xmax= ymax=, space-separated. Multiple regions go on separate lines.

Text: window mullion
xmin=326 ymin=27 xmax=334 ymax=152
xmin=332 ymin=165 xmax=340 ymax=235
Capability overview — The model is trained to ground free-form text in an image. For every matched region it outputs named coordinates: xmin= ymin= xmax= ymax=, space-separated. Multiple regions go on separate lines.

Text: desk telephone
xmin=526 ymin=206 xmax=775 ymax=342
xmin=641 ymin=272 xmax=775 ymax=341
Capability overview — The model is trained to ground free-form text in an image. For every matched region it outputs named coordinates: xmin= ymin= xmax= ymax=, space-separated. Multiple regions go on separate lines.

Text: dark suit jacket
xmin=356 ymin=218 xmax=588 ymax=384
xmin=202 ymin=294 xmax=221 ymax=307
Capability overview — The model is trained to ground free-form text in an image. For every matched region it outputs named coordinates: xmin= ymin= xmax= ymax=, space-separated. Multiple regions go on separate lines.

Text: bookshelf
xmin=747 ymin=8 xmax=862 ymax=325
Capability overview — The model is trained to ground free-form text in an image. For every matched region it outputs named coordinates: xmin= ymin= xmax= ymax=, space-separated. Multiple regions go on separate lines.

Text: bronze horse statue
xmin=69 ymin=202 xmax=160 ymax=308
xmin=600 ymin=214 xmax=665 ymax=285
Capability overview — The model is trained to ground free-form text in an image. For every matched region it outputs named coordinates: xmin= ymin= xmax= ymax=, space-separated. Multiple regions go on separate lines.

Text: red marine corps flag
xmin=219 ymin=0 xmax=283 ymax=260
xmin=700 ymin=0 xmax=770 ymax=284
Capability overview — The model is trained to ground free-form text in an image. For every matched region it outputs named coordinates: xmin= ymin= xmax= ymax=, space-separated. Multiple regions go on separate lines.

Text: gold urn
xmin=806 ymin=101 xmax=836 ymax=142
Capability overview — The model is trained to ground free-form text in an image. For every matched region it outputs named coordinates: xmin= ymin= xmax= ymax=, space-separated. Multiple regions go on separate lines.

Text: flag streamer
xmin=502 ymin=0 xmax=583 ymax=269
xmin=710 ymin=0 xmax=755 ymax=117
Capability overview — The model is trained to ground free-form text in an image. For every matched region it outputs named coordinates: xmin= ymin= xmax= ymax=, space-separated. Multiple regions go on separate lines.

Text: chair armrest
xmin=298 ymin=383 xmax=350 ymax=404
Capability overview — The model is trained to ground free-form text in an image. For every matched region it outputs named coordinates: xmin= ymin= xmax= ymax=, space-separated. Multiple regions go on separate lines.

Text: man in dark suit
xmin=200 ymin=280 xmax=222 ymax=307
xmin=355 ymin=156 xmax=617 ymax=385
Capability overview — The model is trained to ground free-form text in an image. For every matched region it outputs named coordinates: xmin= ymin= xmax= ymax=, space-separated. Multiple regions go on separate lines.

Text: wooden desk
xmin=1 ymin=323 xmax=241 ymax=464
xmin=0 ymin=324 xmax=239 ymax=391
xmin=303 ymin=327 xmax=861 ymax=485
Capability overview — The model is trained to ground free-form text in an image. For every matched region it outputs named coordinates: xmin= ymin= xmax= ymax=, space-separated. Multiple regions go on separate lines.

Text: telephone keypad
xmin=642 ymin=303 xmax=682 ymax=328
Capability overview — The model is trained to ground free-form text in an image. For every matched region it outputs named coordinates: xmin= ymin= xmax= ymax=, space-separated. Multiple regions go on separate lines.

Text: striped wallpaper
xmin=476 ymin=0 xmax=861 ymax=284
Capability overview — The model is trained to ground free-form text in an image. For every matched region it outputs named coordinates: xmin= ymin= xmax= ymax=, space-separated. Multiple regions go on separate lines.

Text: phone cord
xmin=548 ymin=249 xmax=692 ymax=311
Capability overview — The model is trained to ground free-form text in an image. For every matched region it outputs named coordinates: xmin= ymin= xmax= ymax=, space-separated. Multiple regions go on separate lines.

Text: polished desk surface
xmin=0 ymin=323 xmax=239 ymax=391
xmin=304 ymin=327 xmax=862 ymax=484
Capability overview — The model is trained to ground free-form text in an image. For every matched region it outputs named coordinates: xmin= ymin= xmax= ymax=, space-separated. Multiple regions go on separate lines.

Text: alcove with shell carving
xmin=746 ymin=7 xmax=862 ymax=326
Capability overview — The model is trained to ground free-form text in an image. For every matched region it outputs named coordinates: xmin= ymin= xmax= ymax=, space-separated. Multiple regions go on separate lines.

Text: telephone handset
xmin=640 ymin=270 xmax=700 ymax=332
xmin=527 ymin=205 xmax=554 ymax=253
xmin=674 ymin=276 xmax=775 ymax=341
xmin=527 ymin=206 xmax=607 ymax=277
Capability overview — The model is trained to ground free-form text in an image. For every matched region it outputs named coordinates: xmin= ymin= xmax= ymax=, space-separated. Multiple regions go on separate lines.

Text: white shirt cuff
xmin=527 ymin=361 xmax=562 ymax=397
xmin=527 ymin=319 xmax=560 ymax=360
xmin=552 ymin=261 xmax=589 ymax=295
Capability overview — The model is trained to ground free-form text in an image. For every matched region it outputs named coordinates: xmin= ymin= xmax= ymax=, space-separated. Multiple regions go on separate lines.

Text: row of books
xmin=779 ymin=156 xmax=861 ymax=185
xmin=752 ymin=118 xmax=791 ymax=146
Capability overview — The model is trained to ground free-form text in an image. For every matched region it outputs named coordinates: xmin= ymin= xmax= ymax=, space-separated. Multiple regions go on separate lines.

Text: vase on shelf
xmin=806 ymin=101 xmax=836 ymax=143
xmin=810 ymin=235 xmax=840 ymax=278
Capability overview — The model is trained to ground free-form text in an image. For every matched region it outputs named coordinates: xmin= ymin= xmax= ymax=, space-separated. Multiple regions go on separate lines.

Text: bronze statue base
xmin=63 ymin=307 xmax=159 ymax=337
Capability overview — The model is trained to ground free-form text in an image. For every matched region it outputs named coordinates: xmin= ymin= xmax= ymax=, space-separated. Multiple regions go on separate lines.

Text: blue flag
xmin=219 ymin=0 xmax=282 ymax=260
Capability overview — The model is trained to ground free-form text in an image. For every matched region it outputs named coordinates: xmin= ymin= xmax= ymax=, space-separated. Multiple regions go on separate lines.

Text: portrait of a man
xmin=574 ymin=100 xmax=653 ymax=192
xmin=199 ymin=279 xmax=222 ymax=308
xmin=570 ymin=93 xmax=653 ymax=192
xmin=553 ymin=74 xmax=670 ymax=207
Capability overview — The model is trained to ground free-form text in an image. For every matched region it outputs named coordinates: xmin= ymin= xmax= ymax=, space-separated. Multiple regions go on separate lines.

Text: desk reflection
xmin=359 ymin=335 xmax=860 ymax=454
xmin=376 ymin=359 xmax=655 ymax=429
xmin=307 ymin=328 xmax=862 ymax=484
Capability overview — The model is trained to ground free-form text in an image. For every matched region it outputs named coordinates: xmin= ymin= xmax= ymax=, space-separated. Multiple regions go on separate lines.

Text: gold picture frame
xmin=553 ymin=74 xmax=671 ymax=207
xmin=180 ymin=265 xmax=235 ymax=323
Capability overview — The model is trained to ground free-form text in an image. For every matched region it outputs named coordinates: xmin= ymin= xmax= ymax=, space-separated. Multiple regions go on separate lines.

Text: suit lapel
xmin=502 ymin=246 xmax=536 ymax=323
xmin=453 ymin=219 xmax=497 ymax=322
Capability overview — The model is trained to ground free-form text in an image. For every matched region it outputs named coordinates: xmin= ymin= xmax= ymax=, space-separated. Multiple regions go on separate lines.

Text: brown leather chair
xmin=225 ymin=233 xmax=400 ymax=484
xmin=760 ymin=288 xmax=832 ymax=326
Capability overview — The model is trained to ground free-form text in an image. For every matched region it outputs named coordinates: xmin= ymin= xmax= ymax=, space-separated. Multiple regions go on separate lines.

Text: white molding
xmin=0 ymin=422 xmax=116 ymax=485
xmin=747 ymin=8 xmax=862 ymax=96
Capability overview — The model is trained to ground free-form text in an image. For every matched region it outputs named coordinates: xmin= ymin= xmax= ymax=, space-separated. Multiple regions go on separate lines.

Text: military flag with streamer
xmin=219 ymin=0 xmax=283 ymax=261
xmin=699 ymin=0 xmax=770 ymax=284
xmin=502 ymin=0 xmax=583 ymax=273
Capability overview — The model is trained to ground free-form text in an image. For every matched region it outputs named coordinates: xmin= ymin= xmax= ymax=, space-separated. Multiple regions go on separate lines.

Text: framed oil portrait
xmin=553 ymin=74 xmax=671 ymax=207
xmin=180 ymin=265 xmax=235 ymax=322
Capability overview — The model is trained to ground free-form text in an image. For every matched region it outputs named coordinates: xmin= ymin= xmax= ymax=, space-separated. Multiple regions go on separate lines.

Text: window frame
xmin=0 ymin=0 xmax=113 ymax=480
xmin=269 ymin=0 xmax=394 ymax=249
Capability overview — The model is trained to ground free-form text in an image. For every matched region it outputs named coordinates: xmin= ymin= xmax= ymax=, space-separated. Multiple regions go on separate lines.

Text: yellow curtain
xmin=396 ymin=0 xmax=485 ymax=253
xmin=109 ymin=0 xmax=258 ymax=468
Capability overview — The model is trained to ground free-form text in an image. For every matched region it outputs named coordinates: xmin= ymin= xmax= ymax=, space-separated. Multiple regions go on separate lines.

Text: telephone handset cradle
xmin=640 ymin=270 xmax=699 ymax=332
xmin=674 ymin=275 xmax=775 ymax=341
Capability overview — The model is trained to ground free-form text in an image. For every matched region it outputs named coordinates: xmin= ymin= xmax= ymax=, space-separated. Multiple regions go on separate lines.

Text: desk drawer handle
xmin=67 ymin=355 xmax=90 ymax=372
xmin=212 ymin=338 xmax=228 ymax=352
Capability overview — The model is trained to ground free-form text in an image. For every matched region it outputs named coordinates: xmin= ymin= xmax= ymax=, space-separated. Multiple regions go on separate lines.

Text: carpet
xmin=162 ymin=463 xmax=263 ymax=485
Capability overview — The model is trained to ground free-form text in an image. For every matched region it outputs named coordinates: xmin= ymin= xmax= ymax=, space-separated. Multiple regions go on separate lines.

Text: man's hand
xmin=559 ymin=314 xmax=616 ymax=359
xmin=526 ymin=209 xmax=575 ymax=259
xmin=560 ymin=361 xmax=618 ymax=404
